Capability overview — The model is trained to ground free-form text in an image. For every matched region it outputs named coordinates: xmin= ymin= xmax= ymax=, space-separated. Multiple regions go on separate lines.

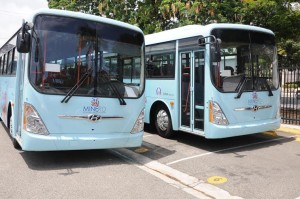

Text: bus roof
xmin=0 ymin=8 xmax=144 ymax=50
xmin=145 ymin=23 xmax=274 ymax=46
xmin=28 ymin=9 xmax=143 ymax=34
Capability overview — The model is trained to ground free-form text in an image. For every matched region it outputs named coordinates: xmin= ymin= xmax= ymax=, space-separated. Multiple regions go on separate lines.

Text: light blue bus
xmin=144 ymin=24 xmax=280 ymax=138
xmin=0 ymin=9 xmax=145 ymax=151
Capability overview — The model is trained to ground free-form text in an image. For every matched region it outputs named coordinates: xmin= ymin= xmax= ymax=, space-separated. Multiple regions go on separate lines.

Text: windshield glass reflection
xmin=210 ymin=29 xmax=278 ymax=93
xmin=29 ymin=15 xmax=144 ymax=99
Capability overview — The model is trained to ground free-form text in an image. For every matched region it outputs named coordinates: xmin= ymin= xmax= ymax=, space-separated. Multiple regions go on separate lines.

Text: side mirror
xmin=198 ymin=35 xmax=217 ymax=46
xmin=198 ymin=36 xmax=206 ymax=46
xmin=17 ymin=32 xmax=31 ymax=53
xmin=16 ymin=21 xmax=32 ymax=53
xmin=198 ymin=35 xmax=222 ymax=62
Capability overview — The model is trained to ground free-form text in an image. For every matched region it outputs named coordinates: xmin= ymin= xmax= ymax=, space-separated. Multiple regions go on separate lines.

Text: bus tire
xmin=154 ymin=105 xmax=174 ymax=138
xmin=8 ymin=113 xmax=21 ymax=150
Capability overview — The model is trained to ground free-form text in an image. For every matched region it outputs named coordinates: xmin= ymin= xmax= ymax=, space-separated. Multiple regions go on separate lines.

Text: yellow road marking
xmin=134 ymin=147 xmax=149 ymax=153
xmin=277 ymin=127 xmax=300 ymax=135
xmin=207 ymin=176 xmax=228 ymax=184
xmin=263 ymin=131 xmax=278 ymax=136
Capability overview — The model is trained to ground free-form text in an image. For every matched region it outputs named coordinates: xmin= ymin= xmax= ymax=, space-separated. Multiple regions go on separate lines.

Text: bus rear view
xmin=1 ymin=9 xmax=145 ymax=151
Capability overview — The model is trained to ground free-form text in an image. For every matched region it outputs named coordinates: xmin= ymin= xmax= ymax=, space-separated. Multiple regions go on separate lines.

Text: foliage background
xmin=47 ymin=0 xmax=300 ymax=65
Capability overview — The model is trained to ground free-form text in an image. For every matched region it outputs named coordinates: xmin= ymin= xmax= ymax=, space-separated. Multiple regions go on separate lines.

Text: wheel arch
xmin=7 ymin=101 xmax=14 ymax=123
xmin=149 ymin=100 xmax=175 ymax=130
xmin=7 ymin=100 xmax=21 ymax=149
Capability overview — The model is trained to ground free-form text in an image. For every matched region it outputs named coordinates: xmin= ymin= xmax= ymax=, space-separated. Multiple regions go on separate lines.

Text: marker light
xmin=23 ymin=103 xmax=49 ymax=135
xmin=131 ymin=109 xmax=144 ymax=134
xmin=209 ymin=101 xmax=229 ymax=125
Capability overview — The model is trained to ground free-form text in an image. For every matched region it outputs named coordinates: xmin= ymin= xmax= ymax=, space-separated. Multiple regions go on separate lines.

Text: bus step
xmin=195 ymin=119 xmax=204 ymax=122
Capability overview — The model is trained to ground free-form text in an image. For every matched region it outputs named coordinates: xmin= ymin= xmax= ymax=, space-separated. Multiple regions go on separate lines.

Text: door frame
xmin=179 ymin=50 xmax=205 ymax=135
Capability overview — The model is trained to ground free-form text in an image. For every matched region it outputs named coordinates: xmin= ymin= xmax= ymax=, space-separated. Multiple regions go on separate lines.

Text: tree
xmin=48 ymin=0 xmax=165 ymax=33
xmin=48 ymin=0 xmax=300 ymax=62
xmin=48 ymin=0 xmax=77 ymax=11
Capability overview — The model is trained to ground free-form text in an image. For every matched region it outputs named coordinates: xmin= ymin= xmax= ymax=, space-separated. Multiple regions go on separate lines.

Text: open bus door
xmin=180 ymin=50 xmax=205 ymax=135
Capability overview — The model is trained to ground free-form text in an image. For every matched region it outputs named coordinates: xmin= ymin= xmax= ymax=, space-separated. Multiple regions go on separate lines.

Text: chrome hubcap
xmin=156 ymin=110 xmax=169 ymax=131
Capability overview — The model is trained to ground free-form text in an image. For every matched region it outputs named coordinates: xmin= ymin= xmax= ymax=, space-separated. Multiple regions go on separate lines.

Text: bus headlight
xmin=209 ymin=101 xmax=228 ymax=125
xmin=131 ymin=109 xmax=144 ymax=134
xmin=23 ymin=103 xmax=49 ymax=135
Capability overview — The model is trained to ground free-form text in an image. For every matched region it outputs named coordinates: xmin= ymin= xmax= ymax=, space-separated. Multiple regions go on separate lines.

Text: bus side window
xmin=146 ymin=61 xmax=154 ymax=77
xmin=146 ymin=53 xmax=175 ymax=78
xmin=162 ymin=64 xmax=173 ymax=77
xmin=7 ymin=62 xmax=12 ymax=75
xmin=153 ymin=65 xmax=161 ymax=76
xmin=9 ymin=48 xmax=16 ymax=75
xmin=2 ymin=54 xmax=6 ymax=74
xmin=11 ymin=61 xmax=17 ymax=75
xmin=6 ymin=51 xmax=12 ymax=74
xmin=0 ymin=56 xmax=2 ymax=75
xmin=7 ymin=50 xmax=14 ymax=75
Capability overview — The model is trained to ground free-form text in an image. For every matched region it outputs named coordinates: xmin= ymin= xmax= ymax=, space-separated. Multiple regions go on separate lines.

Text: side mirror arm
xmin=198 ymin=35 xmax=221 ymax=62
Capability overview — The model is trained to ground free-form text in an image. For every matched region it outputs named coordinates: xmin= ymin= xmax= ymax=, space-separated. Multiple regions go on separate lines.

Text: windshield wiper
xmin=235 ymin=76 xmax=248 ymax=99
xmin=235 ymin=77 xmax=274 ymax=99
xmin=111 ymin=81 xmax=126 ymax=105
xmin=99 ymin=74 xmax=126 ymax=105
xmin=61 ymin=68 xmax=92 ymax=103
xmin=257 ymin=77 xmax=273 ymax=96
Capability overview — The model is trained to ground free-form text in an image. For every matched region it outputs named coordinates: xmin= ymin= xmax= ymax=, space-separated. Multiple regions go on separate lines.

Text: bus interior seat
xmin=223 ymin=75 xmax=243 ymax=92
xmin=224 ymin=66 xmax=234 ymax=75
xmin=125 ymin=86 xmax=138 ymax=97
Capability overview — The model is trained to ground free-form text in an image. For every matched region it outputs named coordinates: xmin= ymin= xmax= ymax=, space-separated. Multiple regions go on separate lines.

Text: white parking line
xmin=112 ymin=148 xmax=243 ymax=199
xmin=143 ymin=134 xmax=154 ymax=138
xmin=166 ymin=135 xmax=297 ymax=166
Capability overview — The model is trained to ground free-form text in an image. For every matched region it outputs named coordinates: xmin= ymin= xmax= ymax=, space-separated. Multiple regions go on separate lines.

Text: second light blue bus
xmin=144 ymin=24 xmax=280 ymax=138
xmin=0 ymin=9 xmax=145 ymax=151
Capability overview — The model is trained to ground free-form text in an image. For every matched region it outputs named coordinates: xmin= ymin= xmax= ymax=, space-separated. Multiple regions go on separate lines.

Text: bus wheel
xmin=154 ymin=105 xmax=174 ymax=138
xmin=9 ymin=114 xmax=21 ymax=150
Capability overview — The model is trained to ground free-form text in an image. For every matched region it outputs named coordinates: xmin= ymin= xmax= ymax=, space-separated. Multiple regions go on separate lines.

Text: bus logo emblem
xmin=91 ymin=98 xmax=99 ymax=107
xmin=156 ymin=87 xmax=161 ymax=95
xmin=252 ymin=105 xmax=258 ymax=111
xmin=83 ymin=98 xmax=106 ymax=113
xmin=88 ymin=114 xmax=102 ymax=121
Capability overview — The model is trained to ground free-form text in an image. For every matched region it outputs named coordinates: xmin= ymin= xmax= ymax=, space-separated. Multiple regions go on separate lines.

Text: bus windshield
xmin=29 ymin=15 xmax=144 ymax=99
xmin=210 ymin=29 xmax=279 ymax=94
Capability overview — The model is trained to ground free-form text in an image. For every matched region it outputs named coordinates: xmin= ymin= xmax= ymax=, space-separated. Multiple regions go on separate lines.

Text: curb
xmin=277 ymin=124 xmax=300 ymax=135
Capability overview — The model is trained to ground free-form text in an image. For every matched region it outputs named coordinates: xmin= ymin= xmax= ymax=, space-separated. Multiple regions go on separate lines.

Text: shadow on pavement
xmin=19 ymin=149 xmax=125 ymax=171
xmin=143 ymin=124 xmax=296 ymax=157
